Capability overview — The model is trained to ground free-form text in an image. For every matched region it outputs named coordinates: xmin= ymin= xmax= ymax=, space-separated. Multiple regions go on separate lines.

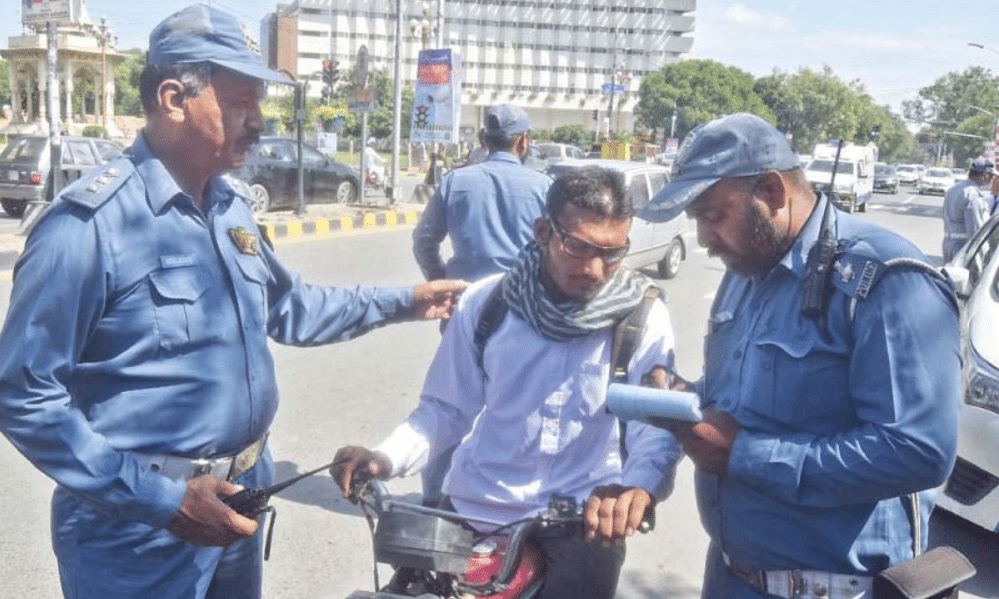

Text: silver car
xmin=937 ymin=213 xmax=999 ymax=532
xmin=546 ymin=159 xmax=696 ymax=279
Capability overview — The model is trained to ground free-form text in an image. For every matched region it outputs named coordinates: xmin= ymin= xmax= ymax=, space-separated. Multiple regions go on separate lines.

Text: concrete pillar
xmin=36 ymin=60 xmax=46 ymax=123
xmin=63 ymin=62 xmax=73 ymax=125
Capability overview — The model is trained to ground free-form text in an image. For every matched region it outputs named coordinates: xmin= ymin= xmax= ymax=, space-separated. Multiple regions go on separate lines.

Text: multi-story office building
xmin=262 ymin=0 xmax=695 ymax=139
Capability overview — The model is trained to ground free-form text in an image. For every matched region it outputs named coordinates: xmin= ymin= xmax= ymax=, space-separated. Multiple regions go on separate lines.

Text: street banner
xmin=21 ymin=0 xmax=80 ymax=25
xmin=410 ymin=49 xmax=461 ymax=144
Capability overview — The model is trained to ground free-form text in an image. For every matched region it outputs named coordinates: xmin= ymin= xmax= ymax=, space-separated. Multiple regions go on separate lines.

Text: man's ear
xmin=157 ymin=79 xmax=187 ymax=123
xmin=757 ymin=170 xmax=789 ymax=215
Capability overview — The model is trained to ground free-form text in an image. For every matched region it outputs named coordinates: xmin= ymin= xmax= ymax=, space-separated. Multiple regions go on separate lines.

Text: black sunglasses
xmin=549 ymin=218 xmax=630 ymax=265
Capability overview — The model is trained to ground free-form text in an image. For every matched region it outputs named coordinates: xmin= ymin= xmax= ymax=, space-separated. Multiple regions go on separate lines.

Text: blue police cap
xmin=148 ymin=5 xmax=291 ymax=84
xmin=639 ymin=113 xmax=799 ymax=223
xmin=485 ymin=104 xmax=531 ymax=137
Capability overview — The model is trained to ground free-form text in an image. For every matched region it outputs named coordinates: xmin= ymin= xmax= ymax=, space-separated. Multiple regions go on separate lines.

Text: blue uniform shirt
xmin=412 ymin=151 xmax=550 ymax=281
xmin=0 ymin=134 xmax=415 ymax=529
xmin=698 ymin=196 xmax=960 ymax=582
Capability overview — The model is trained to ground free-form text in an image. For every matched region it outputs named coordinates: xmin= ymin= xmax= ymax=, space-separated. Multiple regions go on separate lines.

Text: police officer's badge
xmin=228 ymin=227 xmax=259 ymax=256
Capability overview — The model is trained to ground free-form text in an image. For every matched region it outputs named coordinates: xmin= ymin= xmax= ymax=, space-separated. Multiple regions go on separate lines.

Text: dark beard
xmin=730 ymin=203 xmax=789 ymax=276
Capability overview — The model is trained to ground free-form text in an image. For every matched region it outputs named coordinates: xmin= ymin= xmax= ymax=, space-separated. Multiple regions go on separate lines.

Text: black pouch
xmin=873 ymin=546 xmax=976 ymax=599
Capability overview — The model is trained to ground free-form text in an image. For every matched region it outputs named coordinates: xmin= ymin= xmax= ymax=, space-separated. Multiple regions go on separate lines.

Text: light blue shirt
xmin=698 ymin=196 xmax=960 ymax=586
xmin=412 ymin=151 xmax=550 ymax=281
xmin=0 ymin=134 xmax=415 ymax=529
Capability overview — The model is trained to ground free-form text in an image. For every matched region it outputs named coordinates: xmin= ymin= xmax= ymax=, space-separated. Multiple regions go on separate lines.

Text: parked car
xmin=546 ymin=159 xmax=695 ymax=279
xmin=936 ymin=213 xmax=999 ymax=533
xmin=230 ymin=136 xmax=360 ymax=215
xmin=917 ymin=167 xmax=954 ymax=195
xmin=537 ymin=142 xmax=585 ymax=165
xmin=873 ymin=164 xmax=899 ymax=194
xmin=0 ymin=135 xmax=124 ymax=217
xmin=896 ymin=164 xmax=921 ymax=187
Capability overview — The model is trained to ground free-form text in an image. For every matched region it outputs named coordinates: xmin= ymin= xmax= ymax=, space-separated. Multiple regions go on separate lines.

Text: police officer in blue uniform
xmin=639 ymin=113 xmax=961 ymax=599
xmin=0 ymin=6 xmax=463 ymax=599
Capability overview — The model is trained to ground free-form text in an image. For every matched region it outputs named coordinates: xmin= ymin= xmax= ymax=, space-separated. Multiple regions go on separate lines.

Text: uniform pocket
xmin=749 ymin=333 xmax=852 ymax=432
xmin=148 ymin=265 xmax=211 ymax=351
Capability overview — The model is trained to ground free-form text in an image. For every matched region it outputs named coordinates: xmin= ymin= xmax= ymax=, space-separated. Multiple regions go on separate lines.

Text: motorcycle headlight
xmin=967 ymin=345 xmax=999 ymax=414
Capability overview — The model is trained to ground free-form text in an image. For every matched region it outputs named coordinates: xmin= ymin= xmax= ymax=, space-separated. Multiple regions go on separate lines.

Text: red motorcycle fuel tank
xmin=463 ymin=537 xmax=545 ymax=599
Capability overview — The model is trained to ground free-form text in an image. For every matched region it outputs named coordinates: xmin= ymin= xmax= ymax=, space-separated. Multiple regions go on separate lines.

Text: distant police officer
xmin=640 ymin=113 xmax=960 ymax=599
xmin=943 ymin=156 xmax=995 ymax=262
xmin=412 ymin=103 xmax=551 ymax=282
xmin=0 ymin=6 xmax=463 ymax=599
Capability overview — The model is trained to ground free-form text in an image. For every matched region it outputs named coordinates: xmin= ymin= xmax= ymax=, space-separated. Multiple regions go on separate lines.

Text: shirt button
xmin=733 ymin=350 xmax=742 ymax=359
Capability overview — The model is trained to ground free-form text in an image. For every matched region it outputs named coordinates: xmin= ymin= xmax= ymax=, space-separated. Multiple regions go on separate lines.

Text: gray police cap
xmin=970 ymin=156 xmax=995 ymax=174
xmin=484 ymin=104 xmax=531 ymax=137
xmin=148 ymin=5 xmax=292 ymax=84
xmin=639 ymin=113 xmax=799 ymax=223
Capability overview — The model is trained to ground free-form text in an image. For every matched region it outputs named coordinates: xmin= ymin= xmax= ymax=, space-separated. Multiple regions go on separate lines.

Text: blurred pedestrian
xmin=943 ymin=156 xmax=994 ymax=261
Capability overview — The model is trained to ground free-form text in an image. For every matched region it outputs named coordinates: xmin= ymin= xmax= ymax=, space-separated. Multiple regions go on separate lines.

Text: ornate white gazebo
xmin=1 ymin=12 xmax=124 ymax=138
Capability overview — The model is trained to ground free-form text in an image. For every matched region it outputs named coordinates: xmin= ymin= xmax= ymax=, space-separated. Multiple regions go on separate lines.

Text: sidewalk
xmin=0 ymin=197 xmax=426 ymax=272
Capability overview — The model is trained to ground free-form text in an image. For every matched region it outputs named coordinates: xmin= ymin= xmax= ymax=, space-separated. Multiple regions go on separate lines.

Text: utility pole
xmin=390 ymin=0 xmax=403 ymax=203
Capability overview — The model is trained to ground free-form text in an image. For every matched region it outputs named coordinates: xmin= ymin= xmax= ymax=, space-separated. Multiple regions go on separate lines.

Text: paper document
xmin=606 ymin=383 xmax=703 ymax=424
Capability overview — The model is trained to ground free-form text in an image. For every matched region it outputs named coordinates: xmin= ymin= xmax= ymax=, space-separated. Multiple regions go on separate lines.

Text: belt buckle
xmin=188 ymin=457 xmax=231 ymax=480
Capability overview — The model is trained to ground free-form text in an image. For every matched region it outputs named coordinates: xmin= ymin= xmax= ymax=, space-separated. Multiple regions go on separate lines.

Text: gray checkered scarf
xmin=501 ymin=242 xmax=656 ymax=341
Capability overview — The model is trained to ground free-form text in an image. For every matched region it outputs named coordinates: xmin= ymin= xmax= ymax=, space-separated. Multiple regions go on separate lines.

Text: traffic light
xmin=322 ymin=58 xmax=340 ymax=86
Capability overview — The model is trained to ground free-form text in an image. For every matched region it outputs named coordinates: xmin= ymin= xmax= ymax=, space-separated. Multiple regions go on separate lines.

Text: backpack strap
xmin=611 ymin=286 xmax=662 ymax=383
xmin=473 ymin=280 xmax=508 ymax=374
xmin=610 ymin=286 xmax=663 ymax=463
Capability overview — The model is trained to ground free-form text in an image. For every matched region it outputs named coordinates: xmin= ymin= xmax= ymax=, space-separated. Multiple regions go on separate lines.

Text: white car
xmin=917 ymin=167 xmax=953 ymax=195
xmin=936 ymin=213 xmax=999 ymax=532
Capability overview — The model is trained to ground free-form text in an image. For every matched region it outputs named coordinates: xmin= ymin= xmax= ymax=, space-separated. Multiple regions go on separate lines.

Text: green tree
xmin=331 ymin=67 xmax=413 ymax=141
xmin=755 ymin=66 xmax=867 ymax=153
xmin=904 ymin=66 xmax=999 ymax=166
xmin=113 ymin=49 xmax=146 ymax=116
xmin=552 ymin=124 xmax=591 ymax=147
xmin=635 ymin=59 xmax=773 ymax=140
xmin=0 ymin=60 xmax=10 ymax=111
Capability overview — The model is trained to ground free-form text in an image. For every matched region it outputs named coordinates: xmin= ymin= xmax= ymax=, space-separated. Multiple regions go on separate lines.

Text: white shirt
xmin=376 ymin=275 xmax=682 ymax=524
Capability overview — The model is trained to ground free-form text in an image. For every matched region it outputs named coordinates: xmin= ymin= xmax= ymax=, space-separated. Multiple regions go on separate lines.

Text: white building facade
xmin=262 ymin=0 xmax=695 ymax=141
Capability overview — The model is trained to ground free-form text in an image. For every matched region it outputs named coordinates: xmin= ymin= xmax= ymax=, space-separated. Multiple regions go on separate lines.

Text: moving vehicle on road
xmin=230 ymin=136 xmax=360 ymax=216
xmin=937 ymin=213 xmax=999 ymax=533
xmin=873 ymin=164 xmax=899 ymax=194
xmin=803 ymin=140 xmax=876 ymax=213
xmin=918 ymin=167 xmax=954 ymax=195
xmin=0 ymin=135 xmax=123 ymax=217
xmin=896 ymin=164 xmax=921 ymax=187
xmin=547 ymin=159 xmax=695 ymax=279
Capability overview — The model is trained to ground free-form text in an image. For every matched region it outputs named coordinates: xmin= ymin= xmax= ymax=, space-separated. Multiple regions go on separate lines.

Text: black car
xmin=231 ymin=137 xmax=360 ymax=215
xmin=873 ymin=164 xmax=899 ymax=194
xmin=0 ymin=135 xmax=124 ymax=217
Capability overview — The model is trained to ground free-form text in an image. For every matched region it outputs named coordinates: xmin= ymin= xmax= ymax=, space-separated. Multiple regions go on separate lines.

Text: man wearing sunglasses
xmin=334 ymin=166 xmax=682 ymax=599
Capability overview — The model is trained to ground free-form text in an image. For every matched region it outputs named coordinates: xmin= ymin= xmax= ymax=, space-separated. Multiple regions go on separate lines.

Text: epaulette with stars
xmin=61 ymin=156 xmax=135 ymax=211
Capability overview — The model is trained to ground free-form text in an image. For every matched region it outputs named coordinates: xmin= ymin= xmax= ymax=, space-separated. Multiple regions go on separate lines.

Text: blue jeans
xmin=52 ymin=450 xmax=274 ymax=599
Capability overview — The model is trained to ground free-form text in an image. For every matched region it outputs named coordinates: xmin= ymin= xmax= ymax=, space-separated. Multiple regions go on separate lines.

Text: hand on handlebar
xmin=583 ymin=485 xmax=655 ymax=545
xmin=331 ymin=446 xmax=393 ymax=501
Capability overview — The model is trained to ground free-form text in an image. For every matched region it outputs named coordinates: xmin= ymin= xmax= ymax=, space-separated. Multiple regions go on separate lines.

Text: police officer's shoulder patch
xmin=831 ymin=251 xmax=887 ymax=300
xmin=61 ymin=156 xmax=135 ymax=211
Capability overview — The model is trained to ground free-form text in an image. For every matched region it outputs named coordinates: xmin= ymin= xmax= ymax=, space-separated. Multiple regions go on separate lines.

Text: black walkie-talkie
xmin=223 ymin=459 xmax=341 ymax=517
xmin=800 ymin=140 xmax=843 ymax=318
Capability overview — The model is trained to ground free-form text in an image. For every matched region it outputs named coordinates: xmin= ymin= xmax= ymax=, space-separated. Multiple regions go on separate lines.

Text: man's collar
xmin=130 ymin=132 xmax=234 ymax=214
xmin=487 ymin=151 xmax=524 ymax=165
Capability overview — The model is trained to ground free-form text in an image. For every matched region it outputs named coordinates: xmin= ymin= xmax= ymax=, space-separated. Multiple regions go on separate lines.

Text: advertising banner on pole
xmin=410 ymin=49 xmax=461 ymax=144
xmin=22 ymin=0 xmax=80 ymax=25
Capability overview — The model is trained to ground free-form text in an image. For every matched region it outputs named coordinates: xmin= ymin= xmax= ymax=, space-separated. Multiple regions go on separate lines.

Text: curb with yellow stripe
xmin=259 ymin=208 xmax=422 ymax=242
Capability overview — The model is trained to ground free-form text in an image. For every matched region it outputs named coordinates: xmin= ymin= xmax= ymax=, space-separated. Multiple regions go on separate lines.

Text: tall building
xmin=262 ymin=0 xmax=695 ymax=140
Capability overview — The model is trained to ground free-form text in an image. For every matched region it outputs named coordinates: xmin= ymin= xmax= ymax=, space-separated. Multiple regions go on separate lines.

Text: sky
xmin=3 ymin=0 xmax=998 ymax=115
